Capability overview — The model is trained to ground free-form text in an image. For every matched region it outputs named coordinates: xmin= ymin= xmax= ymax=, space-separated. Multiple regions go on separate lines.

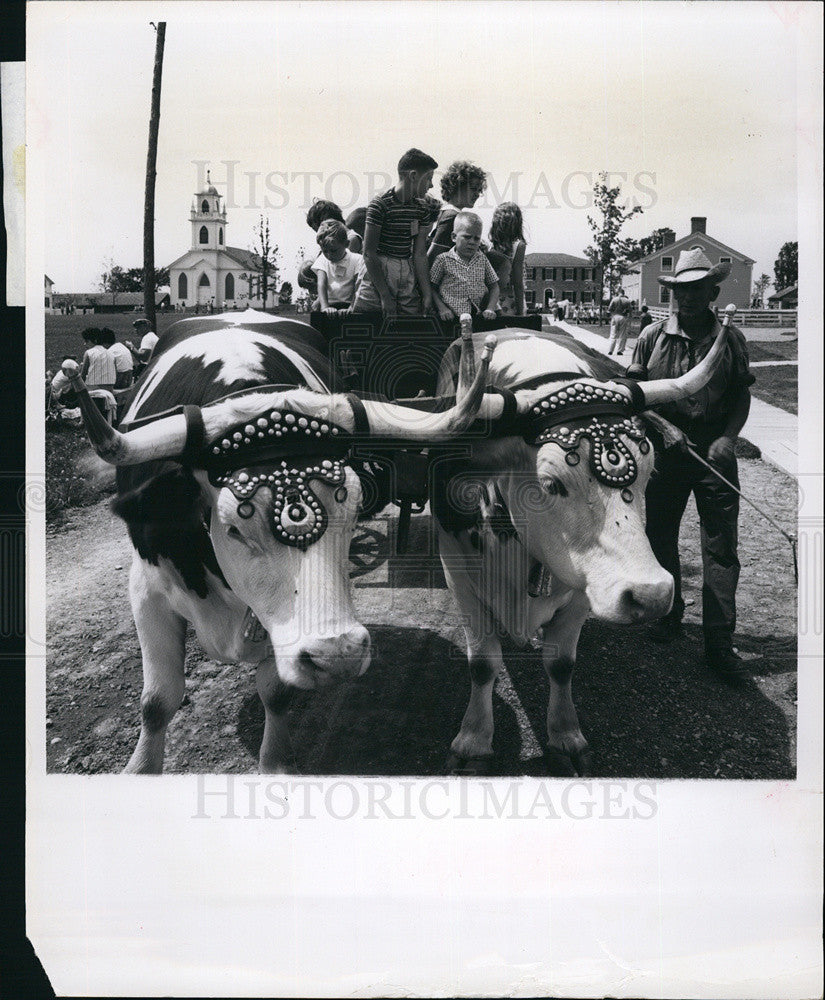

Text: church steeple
xmin=190 ymin=169 xmax=227 ymax=250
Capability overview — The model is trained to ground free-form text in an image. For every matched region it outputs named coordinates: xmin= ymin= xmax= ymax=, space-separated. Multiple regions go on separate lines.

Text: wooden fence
xmin=645 ymin=307 xmax=797 ymax=328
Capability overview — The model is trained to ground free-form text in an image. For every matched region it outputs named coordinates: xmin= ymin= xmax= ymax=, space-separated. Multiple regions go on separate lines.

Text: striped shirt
xmin=430 ymin=248 xmax=498 ymax=317
xmin=83 ymin=344 xmax=116 ymax=388
xmin=366 ymin=188 xmax=430 ymax=259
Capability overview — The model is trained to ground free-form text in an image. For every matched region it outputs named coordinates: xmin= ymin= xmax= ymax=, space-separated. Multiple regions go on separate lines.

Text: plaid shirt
xmin=430 ymin=248 xmax=498 ymax=317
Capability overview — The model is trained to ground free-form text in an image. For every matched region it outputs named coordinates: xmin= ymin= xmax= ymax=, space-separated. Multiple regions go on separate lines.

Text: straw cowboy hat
xmin=658 ymin=248 xmax=731 ymax=286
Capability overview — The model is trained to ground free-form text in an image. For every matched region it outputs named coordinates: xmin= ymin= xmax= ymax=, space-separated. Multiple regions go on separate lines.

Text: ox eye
xmin=227 ymin=525 xmax=245 ymax=541
xmin=544 ymin=478 xmax=568 ymax=498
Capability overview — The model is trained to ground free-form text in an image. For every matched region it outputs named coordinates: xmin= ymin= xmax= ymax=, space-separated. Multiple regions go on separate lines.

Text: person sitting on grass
xmin=430 ymin=211 xmax=500 ymax=321
xmin=311 ymin=219 xmax=364 ymax=313
xmin=79 ymin=327 xmax=116 ymax=391
xmin=99 ymin=327 xmax=134 ymax=388
xmin=125 ymin=318 xmax=158 ymax=370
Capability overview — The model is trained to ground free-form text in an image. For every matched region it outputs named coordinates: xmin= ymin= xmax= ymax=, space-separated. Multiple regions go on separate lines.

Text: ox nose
xmin=618 ymin=579 xmax=674 ymax=623
xmin=303 ymin=626 xmax=371 ymax=678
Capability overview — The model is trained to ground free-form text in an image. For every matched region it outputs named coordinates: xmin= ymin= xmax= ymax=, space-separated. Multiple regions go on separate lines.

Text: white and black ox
xmin=65 ymin=309 xmax=494 ymax=773
xmin=433 ymin=323 xmax=729 ymax=775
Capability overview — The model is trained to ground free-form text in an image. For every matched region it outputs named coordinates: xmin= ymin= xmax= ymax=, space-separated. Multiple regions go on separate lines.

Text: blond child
xmin=430 ymin=211 xmax=499 ymax=321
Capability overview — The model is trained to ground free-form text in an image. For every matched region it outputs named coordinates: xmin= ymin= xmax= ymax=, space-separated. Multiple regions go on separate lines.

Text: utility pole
xmin=143 ymin=22 xmax=166 ymax=330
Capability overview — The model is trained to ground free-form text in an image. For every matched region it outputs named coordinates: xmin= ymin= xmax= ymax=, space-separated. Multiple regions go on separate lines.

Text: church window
xmin=219 ymin=228 xmax=224 ymax=245
xmin=225 ymin=273 xmax=234 ymax=298
xmin=199 ymin=273 xmax=211 ymax=287
xmin=199 ymin=226 xmax=208 ymax=244
xmin=178 ymin=273 xmax=188 ymax=299
xmin=201 ymin=199 xmax=209 ymax=213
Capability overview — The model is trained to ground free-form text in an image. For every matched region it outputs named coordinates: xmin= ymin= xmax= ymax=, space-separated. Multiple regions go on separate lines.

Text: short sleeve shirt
xmin=366 ymin=189 xmax=431 ymax=259
xmin=628 ymin=312 xmax=755 ymax=427
xmin=83 ymin=344 xmax=116 ymax=387
xmin=140 ymin=330 xmax=159 ymax=355
xmin=108 ymin=340 xmax=134 ymax=373
xmin=430 ymin=248 xmax=498 ymax=317
xmin=311 ymin=250 xmax=364 ymax=305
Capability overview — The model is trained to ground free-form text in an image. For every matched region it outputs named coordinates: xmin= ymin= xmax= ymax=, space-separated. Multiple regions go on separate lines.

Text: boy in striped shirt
xmin=352 ymin=148 xmax=438 ymax=316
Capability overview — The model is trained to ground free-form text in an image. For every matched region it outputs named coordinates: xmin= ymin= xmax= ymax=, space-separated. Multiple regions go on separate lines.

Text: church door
xmin=197 ymin=272 xmax=211 ymax=306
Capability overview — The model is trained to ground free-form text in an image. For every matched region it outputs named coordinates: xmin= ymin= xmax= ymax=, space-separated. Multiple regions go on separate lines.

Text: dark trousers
xmin=645 ymin=442 xmax=740 ymax=647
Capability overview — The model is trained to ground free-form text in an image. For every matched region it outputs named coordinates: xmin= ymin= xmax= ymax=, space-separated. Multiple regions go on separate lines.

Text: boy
xmin=311 ymin=219 xmax=364 ymax=312
xmin=351 ymin=148 xmax=438 ymax=316
xmin=430 ymin=211 xmax=500 ymax=320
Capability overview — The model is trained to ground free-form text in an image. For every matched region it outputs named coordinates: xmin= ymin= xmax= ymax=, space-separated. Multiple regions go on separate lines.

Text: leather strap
xmin=345 ymin=392 xmax=370 ymax=436
xmin=181 ymin=405 xmax=204 ymax=466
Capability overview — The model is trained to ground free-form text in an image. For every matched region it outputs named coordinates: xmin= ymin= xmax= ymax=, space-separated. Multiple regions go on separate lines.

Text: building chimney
xmin=691 ymin=216 xmax=707 ymax=235
xmin=663 ymin=230 xmax=676 ymax=247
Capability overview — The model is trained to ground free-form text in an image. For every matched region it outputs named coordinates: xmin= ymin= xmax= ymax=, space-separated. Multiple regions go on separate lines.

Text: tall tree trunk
xmin=143 ymin=23 xmax=166 ymax=330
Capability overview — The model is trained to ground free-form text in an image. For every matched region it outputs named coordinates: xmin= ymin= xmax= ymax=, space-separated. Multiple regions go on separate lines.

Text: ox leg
xmin=255 ymin=656 xmax=297 ymax=774
xmin=448 ymin=632 xmax=504 ymax=772
xmin=542 ymin=593 xmax=592 ymax=777
xmin=125 ymin=561 xmax=187 ymax=774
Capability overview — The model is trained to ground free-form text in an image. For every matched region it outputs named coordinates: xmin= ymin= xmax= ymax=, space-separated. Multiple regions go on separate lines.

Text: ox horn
xmin=357 ymin=332 xmax=496 ymax=440
xmin=626 ymin=304 xmax=736 ymax=409
xmin=65 ymin=333 xmax=497 ymax=466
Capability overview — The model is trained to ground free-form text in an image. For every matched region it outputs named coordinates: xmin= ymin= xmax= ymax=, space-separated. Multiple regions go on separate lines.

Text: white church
xmin=168 ymin=173 xmax=272 ymax=310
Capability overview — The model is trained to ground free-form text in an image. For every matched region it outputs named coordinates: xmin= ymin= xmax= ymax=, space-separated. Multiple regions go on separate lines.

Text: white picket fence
xmin=645 ymin=306 xmax=797 ymax=328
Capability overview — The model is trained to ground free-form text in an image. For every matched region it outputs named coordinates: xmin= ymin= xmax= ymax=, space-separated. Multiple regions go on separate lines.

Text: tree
xmin=629 ymin=227 xmax=676 ymax=261
xmin=583 ymin=172 xmax=644 ymax=315
xmin=751 ymin=273 xmax=771 ymax=308
xmin=278 ymin=281 xmax=293 ymax=305
xmin=99 ymin=258 xmax=127 ymax=304
xmin=773 ymin=241 xmax=798 ymax=291
xmin=250 ymin=215 xmax=280 ymax=309
xmin=123 ymin=266 xmax=169 ymax=291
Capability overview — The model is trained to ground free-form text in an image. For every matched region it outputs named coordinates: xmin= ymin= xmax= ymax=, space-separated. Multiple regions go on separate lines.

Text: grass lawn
xmin=44 ymin=306 xmax=299 ymax=372
xmin=750 ymin=365 xmax=798 ymax=415
xmin=748 ymin=339 xmax=798 ymax=363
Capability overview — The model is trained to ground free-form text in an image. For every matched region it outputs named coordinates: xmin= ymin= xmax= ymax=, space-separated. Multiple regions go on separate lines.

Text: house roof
xmin=525 ymin=253 xmax=593 ymax=268
xmin=767 ymin=283 xmax=798 ymax=300
xmin=632 ymin=230 xmax=755 ymax=266
xmin=223 ymin=246 xmax=267 ymax=271
xmin=167 ymin=246 xmax=267 ymax=272
xmin=53 ymin=291 xmax=168 ymax=305
xmin=45 ymin=274 xmax=54 ymax=285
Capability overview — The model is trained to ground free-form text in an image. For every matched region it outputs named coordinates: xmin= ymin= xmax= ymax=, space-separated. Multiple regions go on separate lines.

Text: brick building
xmin=622 ymin=217 xmax=754 ymax=310
xmin=524 ymin=254 xmax=601 ymax=310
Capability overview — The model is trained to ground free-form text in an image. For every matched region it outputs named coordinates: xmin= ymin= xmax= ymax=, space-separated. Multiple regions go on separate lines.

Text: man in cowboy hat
xmin=627 ymin=248 xmax=755 ymax=683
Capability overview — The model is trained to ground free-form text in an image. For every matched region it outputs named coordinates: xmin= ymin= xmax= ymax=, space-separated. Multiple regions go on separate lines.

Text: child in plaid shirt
xmin=430 ymin=212 xmax=499 ymax=320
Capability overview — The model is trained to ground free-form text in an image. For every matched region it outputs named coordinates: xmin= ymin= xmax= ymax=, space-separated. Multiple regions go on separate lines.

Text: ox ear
xmin=112 ymin=465 xmax=205 ymax=525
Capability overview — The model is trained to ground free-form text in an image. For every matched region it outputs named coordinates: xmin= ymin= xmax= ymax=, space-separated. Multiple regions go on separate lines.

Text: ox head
xmin=63 ymin=333 xmax=496 ymax=688
xmin=457 ymin=317 xmax=732 ymax=624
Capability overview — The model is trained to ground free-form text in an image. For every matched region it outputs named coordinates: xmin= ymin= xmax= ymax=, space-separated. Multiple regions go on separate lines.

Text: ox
xmin=433 ymin=324 xmax=729 ymax=775
xmin=66 ymin=309 xmax=494 ymax=773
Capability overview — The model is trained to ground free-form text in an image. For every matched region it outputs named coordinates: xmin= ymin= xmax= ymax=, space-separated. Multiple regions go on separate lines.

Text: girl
xmin=488 ymin=202 xmax=527 ymax=316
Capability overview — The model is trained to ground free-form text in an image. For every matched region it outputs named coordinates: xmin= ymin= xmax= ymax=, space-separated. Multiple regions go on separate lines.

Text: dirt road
xmin=46 ymin=457 xmax=798 ymax=778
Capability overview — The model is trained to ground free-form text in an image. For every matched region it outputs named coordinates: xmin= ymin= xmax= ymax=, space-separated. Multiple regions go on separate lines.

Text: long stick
xmin=143 ymin=22 xmax=166 ymax=331
xmin=685 ymin=443 xmax=798 ymax=583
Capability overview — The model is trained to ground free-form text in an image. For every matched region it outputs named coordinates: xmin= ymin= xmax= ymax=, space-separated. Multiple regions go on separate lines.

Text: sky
xmin=29 ymin=0 xmax=802 ymax=295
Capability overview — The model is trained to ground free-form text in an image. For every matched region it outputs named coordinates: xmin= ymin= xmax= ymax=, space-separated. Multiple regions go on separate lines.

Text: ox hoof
xmin=545 ymin=746 xmax=593 ymax=777
xmin=446 ymin=752 xmax=494 ymax=776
